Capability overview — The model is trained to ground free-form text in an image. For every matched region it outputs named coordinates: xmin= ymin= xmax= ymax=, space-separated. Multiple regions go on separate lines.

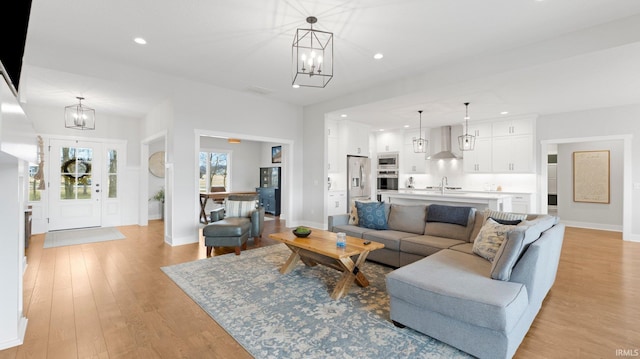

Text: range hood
xmin=428 ymin=126 xmax=459 ymax=160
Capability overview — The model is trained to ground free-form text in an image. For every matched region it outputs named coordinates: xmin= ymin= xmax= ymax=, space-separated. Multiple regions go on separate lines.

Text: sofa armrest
xmin=249 ymin=207 xmax=265 ymax=237
xmin=510 ymin=223 xmax=565 ymax=304
xmin=328 ymin=214 xmax=349 ymax=231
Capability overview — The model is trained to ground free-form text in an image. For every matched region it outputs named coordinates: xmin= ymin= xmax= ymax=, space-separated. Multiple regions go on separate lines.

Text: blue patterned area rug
xmin=161 ymin=244 xmax=471 ymax=358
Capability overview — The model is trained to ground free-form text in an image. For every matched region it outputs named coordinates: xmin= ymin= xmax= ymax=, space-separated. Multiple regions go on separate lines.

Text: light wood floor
xmin=0 ymin=221 xmax=638 ymax=358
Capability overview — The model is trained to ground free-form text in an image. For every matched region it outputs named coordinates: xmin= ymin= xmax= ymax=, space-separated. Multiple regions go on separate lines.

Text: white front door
xmin=49 ymin=139 xmax=102 ymax=230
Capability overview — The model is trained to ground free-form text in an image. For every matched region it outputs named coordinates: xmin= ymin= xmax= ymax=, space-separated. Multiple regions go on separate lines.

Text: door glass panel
xmin=60 ymin=147 xmax=93 ymax=200
xmin=107 ymin=149 xmax=117 ymax=198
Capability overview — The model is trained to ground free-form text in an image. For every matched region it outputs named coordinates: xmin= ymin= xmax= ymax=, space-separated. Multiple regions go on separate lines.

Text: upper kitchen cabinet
xmin=339 ymin=120 xmax=370 ymax=156
xmin=492 ymin=134 xmax=534 ymax=173
xmin=376 ymin=130 xmax=402 ymax=153
xmin=466 ymin=122 xmax=492 ymax=139
xmin=462 ymin=137 xmax=492 ymax=173
xmin=492 ymin=118 xmax=534 ymax=137
xmin=327 ymin=119 xmax=339 ymax=173
xmin=402 ymin=128 xmax=429 ymax=173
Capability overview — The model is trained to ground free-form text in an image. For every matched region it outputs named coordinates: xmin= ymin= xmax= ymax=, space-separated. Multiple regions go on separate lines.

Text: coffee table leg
xmin=331 ymin=251 xmax=372 ymax=300
xmin=280 ymin=246 xmax=301 ymax=274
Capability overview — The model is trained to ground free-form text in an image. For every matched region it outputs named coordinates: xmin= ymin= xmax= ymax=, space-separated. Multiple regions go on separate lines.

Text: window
xmin=107 ymin=149 xmax=118 ymax=198
xmin=199 ymin=151 xmax=230 ymax=192
xmin=28 ymin=165 xmax=43 ymax=201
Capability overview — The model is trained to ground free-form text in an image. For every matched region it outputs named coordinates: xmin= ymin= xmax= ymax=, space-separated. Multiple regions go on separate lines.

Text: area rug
xmin=161 ymin=244 xmax=471 ymax=358
xmin=43 ymin=227 xmax=125 ymax=248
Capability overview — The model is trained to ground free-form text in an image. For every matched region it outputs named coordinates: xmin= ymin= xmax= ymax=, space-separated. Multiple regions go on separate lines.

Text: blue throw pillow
xmin=356 ymin=201 xmax=388 ymax=230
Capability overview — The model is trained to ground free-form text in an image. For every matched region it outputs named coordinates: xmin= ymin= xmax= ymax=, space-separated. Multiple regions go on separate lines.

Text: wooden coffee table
xmin=269 ymin=229 xmax=384 ymax=300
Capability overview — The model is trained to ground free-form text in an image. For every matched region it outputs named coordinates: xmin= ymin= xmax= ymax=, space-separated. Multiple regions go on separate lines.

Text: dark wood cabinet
xmin=256 ymin=187 xmax=281 ymax=216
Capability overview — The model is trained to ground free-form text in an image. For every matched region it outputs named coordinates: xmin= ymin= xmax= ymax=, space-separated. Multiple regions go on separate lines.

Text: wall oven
xmin=377 ymin=176 xmax=398 ymax=191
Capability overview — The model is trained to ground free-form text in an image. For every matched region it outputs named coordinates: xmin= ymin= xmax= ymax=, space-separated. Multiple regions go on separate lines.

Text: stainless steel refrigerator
xmin=347 ymin=155 xmax=371 ymax=210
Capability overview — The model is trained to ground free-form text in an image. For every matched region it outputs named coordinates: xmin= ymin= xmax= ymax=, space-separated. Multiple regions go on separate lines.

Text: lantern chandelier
xmin=292 ymin=16 xmax=334 ymax=88
xmin=458 ymin=102 xmax=475 ymax=151
xmin=413 ymin=110 xmax=428 ymax=153
xmin=64 ymin=96 xmax=95 ymax=130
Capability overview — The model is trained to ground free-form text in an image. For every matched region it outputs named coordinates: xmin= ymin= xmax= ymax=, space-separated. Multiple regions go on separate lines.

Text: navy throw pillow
xmin=356 ymin=201 xmax=388 ymax=230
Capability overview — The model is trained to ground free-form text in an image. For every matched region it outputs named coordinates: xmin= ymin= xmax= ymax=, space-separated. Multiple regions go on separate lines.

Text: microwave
xmin=377 ymin=152 xmax=399 ymax=169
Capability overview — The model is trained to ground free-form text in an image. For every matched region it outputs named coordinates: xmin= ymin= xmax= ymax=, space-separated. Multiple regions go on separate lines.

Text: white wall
xmin=536 ymin=104 xmax=640 ymax=239
xmin=556 ymin=140 xmax=623 ymax=231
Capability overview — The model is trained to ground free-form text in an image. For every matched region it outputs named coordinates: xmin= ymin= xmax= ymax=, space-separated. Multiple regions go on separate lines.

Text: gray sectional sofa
xmin=328 ymin=203 xmax=565 ymax=359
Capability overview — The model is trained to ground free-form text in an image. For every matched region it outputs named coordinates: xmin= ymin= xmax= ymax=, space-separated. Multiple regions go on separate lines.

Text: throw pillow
xmin=490 ymin=227 xmax=527 ymax=281
xmin=348 ymin=204 xmax=359 ymax=225
xmin=225 ymin=200 xmax=255 ymax=218
xmin=472 ymin=218 xmax=518 ymax=262
xmin=483 ymin=209 xmax=527 ymax=224
xmin=489 ymin=217 xmax=523 ymax=226
xmin=356 ymin=201 xmax=388 ymax=230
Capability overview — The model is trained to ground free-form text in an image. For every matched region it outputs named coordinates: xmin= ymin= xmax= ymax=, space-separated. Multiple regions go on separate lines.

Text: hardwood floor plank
xmin=3 ymin=219 xmax=637 ymax=358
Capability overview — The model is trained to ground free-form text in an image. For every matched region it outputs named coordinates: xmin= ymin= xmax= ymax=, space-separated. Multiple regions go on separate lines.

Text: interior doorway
xmin=540 ymin=135 xmax=632 ymax=240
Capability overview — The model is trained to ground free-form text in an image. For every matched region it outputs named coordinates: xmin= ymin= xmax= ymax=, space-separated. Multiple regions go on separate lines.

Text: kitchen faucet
xmin=441 ymin=176 xmax=448 ymax=194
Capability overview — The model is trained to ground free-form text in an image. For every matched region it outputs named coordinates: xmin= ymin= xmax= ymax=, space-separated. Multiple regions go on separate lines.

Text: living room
xmin=1 ymin=1 xmax=640 ymax=358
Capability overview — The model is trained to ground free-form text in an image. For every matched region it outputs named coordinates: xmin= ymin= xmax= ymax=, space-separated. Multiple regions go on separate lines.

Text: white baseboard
xmin=561 ymin=220 xmax=622 ymax=232
xmin=166 ymin=234 xmax=198 ymax=246
xmin=625 ymin=233 xmax=640 ymax=242
xmin=0 ymin=317 xmax=27 ymax=351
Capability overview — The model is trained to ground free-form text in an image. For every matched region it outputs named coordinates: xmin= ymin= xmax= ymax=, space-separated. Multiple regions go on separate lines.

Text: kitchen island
xmin=379 ymin=189 xmax=513 ymax=211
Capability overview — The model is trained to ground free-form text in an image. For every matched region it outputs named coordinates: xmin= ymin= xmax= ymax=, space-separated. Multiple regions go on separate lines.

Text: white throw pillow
xmin=472 ymin=218 xmax=518 ymax=262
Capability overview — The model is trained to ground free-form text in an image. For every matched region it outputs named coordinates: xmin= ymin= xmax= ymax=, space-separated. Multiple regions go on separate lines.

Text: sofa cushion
xmin=356 ymin=201 xmax=388 ymax=230
xmin=489 ymin=215 xmax=560 ymax=281
xmin=427 ymin=204 xmax=473 ymax=226
xmin=203 ymin=218 xmax=251 ymax=237
xmin=386 ymin=249 xmax=529 ymax=332
xmin=387 ymin=204 xmax=427 ymax=235
xmin=468 ymin=211 xmax=485 ymax=243
xmin=363 ymin=230 xmax=415 ymax=251
xmin=472 ymin=218 xmax=518 ymax=262
xmin=332 ymin=224 xmax=374 ymax=239
xmin=400 ymin=235 xmax=465 ymax=257
xmin=449 ymin=242 xmax=474 ymax=255
xmin=424 ymin=207 xmax=476 ymax=241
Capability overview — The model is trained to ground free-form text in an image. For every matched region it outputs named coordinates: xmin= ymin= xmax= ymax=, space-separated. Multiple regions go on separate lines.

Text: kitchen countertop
xmin=398 ymin=188 xmax=533 ymax=195
xmin=379 ymin=190 xmax=514 ymax=211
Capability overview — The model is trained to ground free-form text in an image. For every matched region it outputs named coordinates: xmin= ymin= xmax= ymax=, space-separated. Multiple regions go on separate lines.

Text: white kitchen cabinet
xmin=327 ymin=191 xmax=347 ymax=216
xmin=462 ymin=137 xmax=492 ymax=173
xmin=376 ymin=130 xmax=402 ymax=153
xmin=492 ymin=134 xmax=534 ymax=173
xmin=327 ymin=136 xmax=339 ymax=173
xmin=327 ymin=119 xmax=339 ymax=173
xmin=492 ymin=118 xmax=533 ymax=137
xmin=511 ymin=193 xmax=534 ymax=213
xmin=402 ymin=143 xmax=428 ymax=173
xmin=467 ymin=122 xmax=492 ymax=138
xmin=339 ymin=120 xmax=370 ymax=156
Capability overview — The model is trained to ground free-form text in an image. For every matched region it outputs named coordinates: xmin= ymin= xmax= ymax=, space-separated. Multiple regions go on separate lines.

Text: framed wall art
xmin=271 ymin=146 xmax=282 ymax=163
xmin=573 ymin=150 xmax=610 ymax=204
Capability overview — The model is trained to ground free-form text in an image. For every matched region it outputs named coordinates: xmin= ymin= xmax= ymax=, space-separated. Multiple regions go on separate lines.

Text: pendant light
xmin=458 ymin=102 xmax=475 ymax=151
xmin=64 ymin=96 xmax=95 ymax=130
xmin=292 ymin=16 xmax=334 ymax=88
xmin=413 ymin=110 xmax=428 ymax=153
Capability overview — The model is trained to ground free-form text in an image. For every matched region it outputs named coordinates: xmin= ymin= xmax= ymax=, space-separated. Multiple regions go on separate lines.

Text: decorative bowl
xmin=292 ymin=229 xmax=312 ymax=238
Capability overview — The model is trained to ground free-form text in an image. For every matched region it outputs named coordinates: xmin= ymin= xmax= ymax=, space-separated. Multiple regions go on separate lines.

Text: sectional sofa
xmin=328 ymin=202 xmax=565 ymax=359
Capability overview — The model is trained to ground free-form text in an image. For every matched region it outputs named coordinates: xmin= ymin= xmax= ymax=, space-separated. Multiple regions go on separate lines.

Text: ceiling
xmin=18 ymin=0 xmax=640 ymax=130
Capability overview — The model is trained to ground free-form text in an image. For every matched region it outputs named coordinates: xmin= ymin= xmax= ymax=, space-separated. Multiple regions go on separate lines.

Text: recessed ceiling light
xmin=500 ymin=111 xmax=509 ymax=115
xmin=340 ymin=114 xmax=348 ymax=118
xmin=134 ymin=37 xmax=147 ymax=45
xmin=404 ymin=125 xmax=410 ymax=128
xmin=373 ymin=53 xmax=384 ymax=60
xmin=292 ymin=84 xmax=300 ymax=88
xmin=379 ymin=129 xmax=385 ymax=132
